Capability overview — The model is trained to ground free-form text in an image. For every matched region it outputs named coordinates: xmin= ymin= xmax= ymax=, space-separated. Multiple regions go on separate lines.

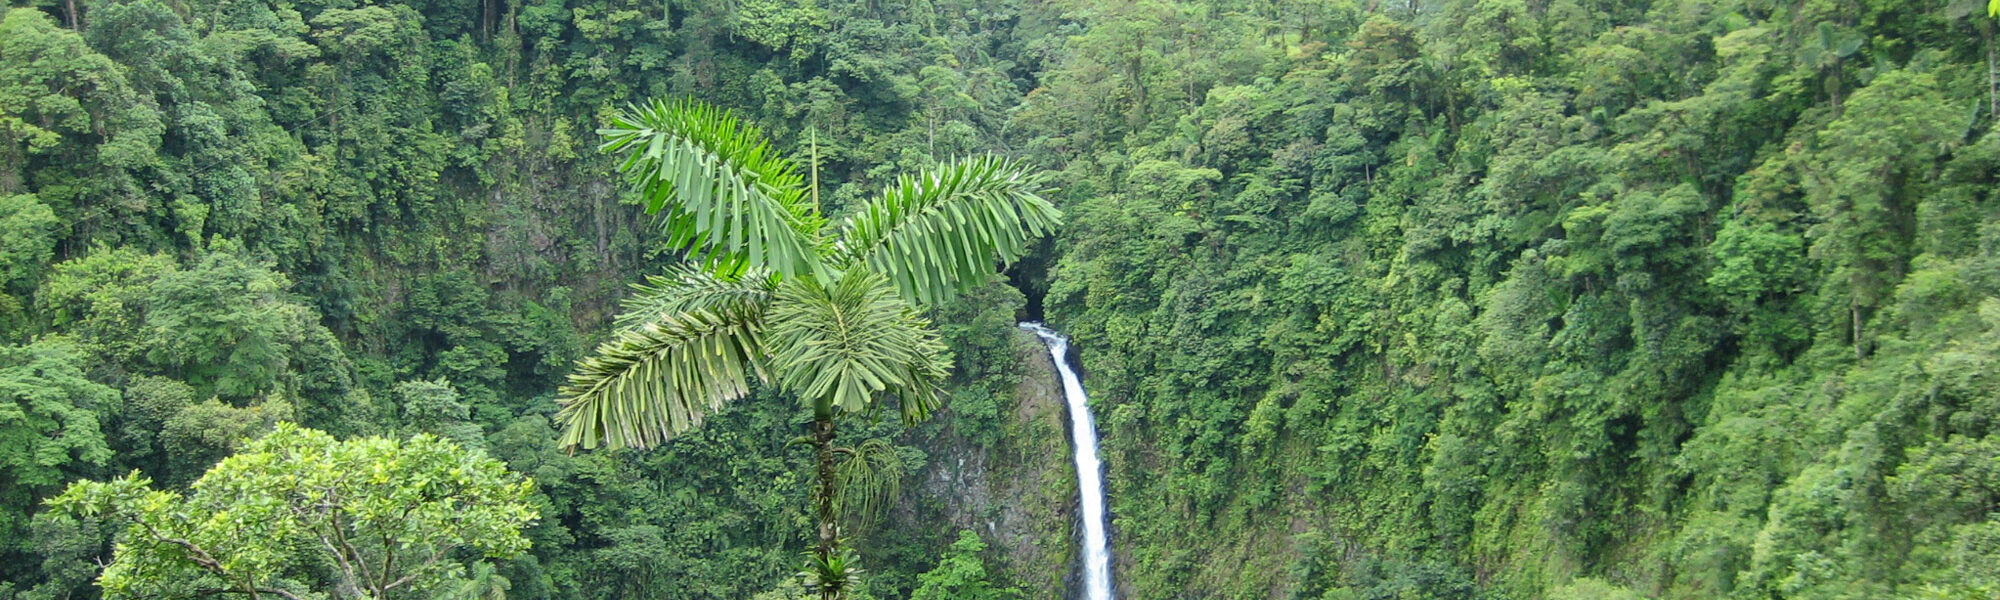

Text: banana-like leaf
xmin=765 ymin=270 xmax=948 ymax=421
xmin=615 ymin=263 xmax=779 ymax=332
xmin=557 ymin=307 xmax=769 ymax=450
xmin=600 ymin=98 xmax=827 ymax=278
xmin=836 ymin=156 xmax=1061 ymax=305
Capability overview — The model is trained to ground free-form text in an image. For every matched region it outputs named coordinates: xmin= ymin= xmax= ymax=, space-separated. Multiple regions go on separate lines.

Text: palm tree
xmin=556 ymin=98 xmax=1060 ymax=598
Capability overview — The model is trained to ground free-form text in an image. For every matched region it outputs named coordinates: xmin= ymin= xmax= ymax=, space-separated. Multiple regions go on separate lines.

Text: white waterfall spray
xmin=1020 ymin=322 xmax=1115 ymax=600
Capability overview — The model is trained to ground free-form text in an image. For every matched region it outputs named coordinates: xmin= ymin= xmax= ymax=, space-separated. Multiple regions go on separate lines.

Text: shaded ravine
xmin=1019 ymin=322 xmax=1115 ymax=600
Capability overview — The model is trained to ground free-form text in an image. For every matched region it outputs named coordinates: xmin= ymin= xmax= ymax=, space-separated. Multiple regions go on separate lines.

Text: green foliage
xmin=35 ymin=247 xmax=359 ymax=434
xmin=0 ymin=339 xmax=112 ymax=545
xmin=909 ymin=531 xmax=1020 ymax=600
xmin=1013 ymin=0 xmax=2000 ymax=597
xmin=561 ymin=98 xmax=1056 ymax=451
xmin=834 ymin=438 xmax=906 ymax=532
xmin=1546 ymin=578 xmax=1645 ymax=600
xmin=0 ymin=195 xmax=54 ymax=294
xmin=0 ymin=8 xmax=159 ymax=162
xmin=141 ymin=251 xmax=336 ymax=400
xmin=599 ymin=98 xmax=826 ymax=278
xmin=157 ymin=397 xmax=291 ymax=486
xmin=50 ymin=423 xmax=537 ymax=600
xmin=0 ymin=0 xmax=1065 ymax=597
xmin=566 ymin=95 xmax=1057 ymax=600
xmin=4 ymin=0 xmax=2000 ymax=599
xmin=557 ymin=294 xmax=766 ymax=450
xmin=801 ymin=547 xmax=866 ymax=599
xmin=396 ymin=378 xmax=485 ymax=448
xmin=837 ymin=156 xmax=1061 ymax=306
xmin=765 ymin=269 xmax=950 ymax=420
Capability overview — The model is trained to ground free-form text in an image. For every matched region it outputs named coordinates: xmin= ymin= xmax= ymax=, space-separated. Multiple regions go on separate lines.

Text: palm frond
xmin=834 ymin=439 xmax=905 ymax=533
xmin=765 ymin=270 xmax=949 ymax=420
xmin=600 ymin=98 xmax=827 ymax=277
xmin=835 ymin=156 xmax=1061 ymax=306
xmin=615 ymin=263 xmax=779 ymax=332
xmin=557 ymin=308 xmax=769 ymax=451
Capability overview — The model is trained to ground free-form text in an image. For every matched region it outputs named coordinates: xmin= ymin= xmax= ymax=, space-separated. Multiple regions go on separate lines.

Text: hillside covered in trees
xmin=4 ymin=0 xmax=2000 ymax=598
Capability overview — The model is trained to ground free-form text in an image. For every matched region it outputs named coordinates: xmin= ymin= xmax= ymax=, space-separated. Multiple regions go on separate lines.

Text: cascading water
xmin=1019 ymin=322 xmax=1115 ymax=600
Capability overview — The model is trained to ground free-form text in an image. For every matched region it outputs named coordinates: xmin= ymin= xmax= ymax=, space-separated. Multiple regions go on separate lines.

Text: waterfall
xmin=1020 ymin=322 xmax=1115 ymax=600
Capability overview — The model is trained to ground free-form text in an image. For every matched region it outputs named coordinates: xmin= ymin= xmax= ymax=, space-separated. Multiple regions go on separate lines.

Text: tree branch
xmin=380 ymin=543 xmax=458 ymax=592
xmin=132 ymin=518 xmax=227 ymax=577
xmin=194 ymin=587 xmax=307 ymax=600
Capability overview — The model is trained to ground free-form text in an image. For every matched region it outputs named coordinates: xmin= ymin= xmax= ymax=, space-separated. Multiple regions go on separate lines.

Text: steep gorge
xmin=6 ymin=1 xmax=2000 ymax=599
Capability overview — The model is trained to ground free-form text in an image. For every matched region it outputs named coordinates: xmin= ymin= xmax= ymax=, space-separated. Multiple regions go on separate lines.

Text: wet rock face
xmin=909 ymin=329 xmax=1077 ymax=597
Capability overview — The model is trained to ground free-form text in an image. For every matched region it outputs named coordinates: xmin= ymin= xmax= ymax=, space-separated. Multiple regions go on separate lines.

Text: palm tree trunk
xmin=811 ymin=416 xmax=839 ymax=600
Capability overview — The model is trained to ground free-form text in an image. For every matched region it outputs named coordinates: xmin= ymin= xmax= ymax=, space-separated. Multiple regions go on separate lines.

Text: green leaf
xmin=615 ymin=263 xmax=780 ymax=333
xmin=835 ymin=156 xmax=1062 ymax=306
xmin=765 ymin=270 xmax=948 ymax=422
xmin=557 ymin=306 xmax=770 ymax=450
xmin=599 ymin=98 xmax=827 ymax=278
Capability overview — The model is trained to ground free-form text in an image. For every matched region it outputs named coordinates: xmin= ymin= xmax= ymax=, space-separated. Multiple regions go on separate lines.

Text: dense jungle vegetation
xmin=4 ymin=0 xmax=2000 ymax=598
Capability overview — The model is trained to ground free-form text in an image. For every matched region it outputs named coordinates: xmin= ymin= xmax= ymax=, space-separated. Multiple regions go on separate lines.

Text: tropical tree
xmin=555 ymin=98 xmax=1060 ymax=598
xmin=910 ymin=531 xmax=1023 ymax=600
xmin=49 ymin=424 xmax=538 ymax=600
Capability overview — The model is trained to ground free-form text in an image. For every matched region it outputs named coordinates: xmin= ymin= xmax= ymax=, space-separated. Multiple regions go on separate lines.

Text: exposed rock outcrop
xmin=907 ymin=328 xmax=1077 ymax=597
